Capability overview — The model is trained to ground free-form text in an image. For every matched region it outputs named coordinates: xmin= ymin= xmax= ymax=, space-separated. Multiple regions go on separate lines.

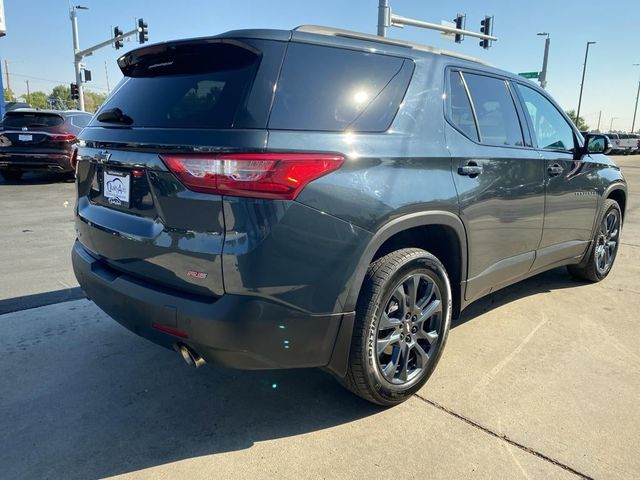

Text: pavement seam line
xmin=414 ymin=394 xmax=594 ymax=480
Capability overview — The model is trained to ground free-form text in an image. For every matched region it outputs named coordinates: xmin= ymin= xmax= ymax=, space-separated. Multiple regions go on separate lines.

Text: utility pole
xmin=632 ymin=64 xmax=640 ymax=133
xmin=537 ymin=32 xmax=550 ymax=89
xmin=576 ymin=41 xmax=596 ymax=126
xmin=597 ymin=110 xmax=602 ymax=132
xmin=3 ymin=59 xmax=9 ymax=91
xmin=25 ymin=79 xmax=29 ymax=104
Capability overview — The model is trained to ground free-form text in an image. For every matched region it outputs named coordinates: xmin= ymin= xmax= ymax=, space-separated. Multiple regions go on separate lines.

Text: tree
xmin=566 ymin=110 xmax=590 ymax=131
xmin=83 ymin=90 xmax=108 ymax=113
xmin=24 ymin=91 xmax=49 ymax=109
xmin=4 ymin=87 xmax=15 ymax=102
xmin=50 ymin=84 xmax=73 ymax=109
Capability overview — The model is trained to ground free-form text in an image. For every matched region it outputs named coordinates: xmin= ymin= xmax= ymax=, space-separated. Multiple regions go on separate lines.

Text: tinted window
xmin=93 ymin=41 xmax=283 ymax=129
xmin=70 ymin=114 xmax=91 ymax=128
xmin=269 ymin=43 xmax=412 ymax=132
xmin=516 ymin=84 xmax=575 ymax=151
xmin=3 ymin=112 xmax=64 ymax=129
xmin=447 ymin=71 xmax=478 ymax=141
xmin=463 ymin=73 xmax=524 ymax=147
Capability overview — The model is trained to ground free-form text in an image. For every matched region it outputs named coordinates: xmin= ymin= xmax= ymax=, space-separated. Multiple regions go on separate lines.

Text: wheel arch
xmin=605 ymin=185 xmax=627 ymax=222
xmin=326 ymin=211 xmax=468 ymax=378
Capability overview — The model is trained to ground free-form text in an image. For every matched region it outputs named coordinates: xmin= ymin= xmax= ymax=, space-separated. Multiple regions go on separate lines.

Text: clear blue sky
xmin=1 ymin=0 xmax=638 ymax=131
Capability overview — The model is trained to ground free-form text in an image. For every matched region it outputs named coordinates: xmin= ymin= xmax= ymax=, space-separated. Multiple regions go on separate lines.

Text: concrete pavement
xmin=1 ymin=157 xmax=639 ymax=479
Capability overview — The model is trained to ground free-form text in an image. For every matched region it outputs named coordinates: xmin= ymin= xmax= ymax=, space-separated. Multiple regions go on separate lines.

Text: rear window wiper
xmin=96 ymin=107 xmax=134 ymax=125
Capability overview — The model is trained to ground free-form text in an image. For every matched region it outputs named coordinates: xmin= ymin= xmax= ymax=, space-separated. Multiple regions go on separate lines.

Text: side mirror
xmin=583 ymin=134 xmax=612 ymax=156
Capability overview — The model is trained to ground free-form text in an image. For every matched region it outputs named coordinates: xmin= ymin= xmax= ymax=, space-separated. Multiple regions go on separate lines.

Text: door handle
xmin=547 ymin=163 xmax=564 ymax=177
xmin=458 ymin=162 xmax=483 ymax=177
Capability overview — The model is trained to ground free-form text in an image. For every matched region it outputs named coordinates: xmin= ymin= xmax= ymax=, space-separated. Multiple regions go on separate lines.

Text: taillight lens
xmin=50 ymin=133 xmax=77 ymax=142
xmin=160 ymin=153 xmax=344 ymax=200
xmin=71 ymin=148 xmax=79 ymax=172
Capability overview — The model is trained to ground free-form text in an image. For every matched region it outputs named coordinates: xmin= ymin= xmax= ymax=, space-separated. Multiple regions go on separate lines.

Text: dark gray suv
xmin=72 ymin=25 xmax=627 ymax=406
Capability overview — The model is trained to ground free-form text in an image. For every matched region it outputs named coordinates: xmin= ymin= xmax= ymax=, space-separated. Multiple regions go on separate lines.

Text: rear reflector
xmin=50 ymin=133 xmax=77 ymax=142
xmin=152 ymin=322 xmax=189 ymax=338
xmin=160 ymin=152 xmax=344 ymax=200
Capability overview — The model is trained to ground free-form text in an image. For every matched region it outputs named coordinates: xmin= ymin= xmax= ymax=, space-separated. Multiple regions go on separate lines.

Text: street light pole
xmin=610 ymin=117 xmax=619 ymax=132
xmin=576 ymin=41 xmax=596 ymax=126
xmin=377 ymin=0 xmax=390 ymax=37
xmin=632 ymin=63 xmax=640 ymax=133
xmin=537 ymin=32 xmax=550 ymax=89
xmin=70 ymin=5 xmax=88 ymax=111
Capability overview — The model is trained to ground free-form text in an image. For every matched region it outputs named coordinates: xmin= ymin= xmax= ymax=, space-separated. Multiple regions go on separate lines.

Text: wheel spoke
xmin=417 ymin=329 xmax=439 ymax=345
xmin=413 ymin=342 xmax=430 ymax=367
xmin=398 ymin=343 xmax=410 ymax=382
xmin=393 ymin=285 xmax=407 ymax=312
xmin=406 ymin=275 xmax=419 ymax=309
xmin=379 ymin=312 xmax=401 ymax=330
xmin=382 ymin=346 xmax=401 ymax=380
xmin=377 ymin=332 xmax=401 ymax=353
xmin=417 ymin=299 xmax=441 ymax=326
xmin=417 ymin=282 xmax=434 ymax=309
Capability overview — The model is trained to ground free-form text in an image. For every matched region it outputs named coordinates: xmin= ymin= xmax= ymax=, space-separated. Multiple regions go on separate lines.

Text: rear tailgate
xmin=76 ymin=144 xmax=237 ymax=298
xmin=75 ymin=36 xmax=286 ymax=298
xmin=0 ymin=111 xmax=72 ymax=154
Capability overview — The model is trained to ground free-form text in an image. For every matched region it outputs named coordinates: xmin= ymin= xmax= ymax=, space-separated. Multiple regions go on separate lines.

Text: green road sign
xmin=518 ymin=71 xmax=540 ymax=79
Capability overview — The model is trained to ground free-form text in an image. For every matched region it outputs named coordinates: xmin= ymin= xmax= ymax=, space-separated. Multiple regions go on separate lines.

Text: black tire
xmin=341 ymin=248 xmax=452 ymax=406
xmin=568 ymin=199 xmax=622 ymax=282
xmin=1 ymin=170 xmax=23 ymax=182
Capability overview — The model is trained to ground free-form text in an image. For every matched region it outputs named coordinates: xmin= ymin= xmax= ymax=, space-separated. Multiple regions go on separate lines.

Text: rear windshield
xmin=3 ymin=112 xmax=64 ymax=129
xmin=269 ymin=43 xmax=413 ymax=132
xmin=92 ymin=40 xmax=284 ymax=129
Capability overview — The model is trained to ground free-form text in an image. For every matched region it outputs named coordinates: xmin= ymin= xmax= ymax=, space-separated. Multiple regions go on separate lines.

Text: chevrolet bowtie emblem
xmin=96 ymin=150 xmax=112 ymax=163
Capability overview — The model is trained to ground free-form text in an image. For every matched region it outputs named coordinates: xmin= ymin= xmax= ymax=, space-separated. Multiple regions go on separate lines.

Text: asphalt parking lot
xmin=1 ymin=158 xmax=639 ymax=479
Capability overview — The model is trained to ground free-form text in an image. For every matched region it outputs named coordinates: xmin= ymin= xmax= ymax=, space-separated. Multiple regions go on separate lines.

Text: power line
xmin=9 ymin=72 xmax=110 ymax=92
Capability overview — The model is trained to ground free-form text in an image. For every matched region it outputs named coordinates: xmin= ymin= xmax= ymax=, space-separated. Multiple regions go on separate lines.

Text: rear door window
xmin=3 ymin=113 xmax=64 ymax=129
xmin=269 ymin=43 xmax=413 ymax=132
xmin=446 ymin=70 xmax=479 ymax=141
xmin=462 ymin=73 xmax=525 ymax=147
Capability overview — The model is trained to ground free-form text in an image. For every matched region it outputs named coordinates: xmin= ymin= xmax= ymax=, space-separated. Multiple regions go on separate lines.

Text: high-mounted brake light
xmin=160 ymin=153 xmax=344 ymax=200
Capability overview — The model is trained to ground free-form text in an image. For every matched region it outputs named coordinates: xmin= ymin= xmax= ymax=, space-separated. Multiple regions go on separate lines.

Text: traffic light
xmin=454 ymin=14 xmax=465 ymax=43
xmin=70 ymin=83 xmax=79 ymax=100
xmin=138 ymin=18 xmax=148 ymax=44
xmin=479 ymin=16 xmax=493 ymax=49
xmin=114 ymin=26 xmax=123 ymax=50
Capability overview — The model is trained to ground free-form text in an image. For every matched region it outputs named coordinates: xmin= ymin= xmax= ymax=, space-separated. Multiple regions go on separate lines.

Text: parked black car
xmin=72 ymin=26 xmax=627 ymax=406
xmin=0 ymin=109 xmax=92 ymax=181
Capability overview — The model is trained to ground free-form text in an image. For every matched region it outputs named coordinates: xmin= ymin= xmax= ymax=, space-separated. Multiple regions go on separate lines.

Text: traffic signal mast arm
xmin=389 ymin=13 xmax=497 ymax=42
xmin=75 ymin=26 xmax=140 ymax=60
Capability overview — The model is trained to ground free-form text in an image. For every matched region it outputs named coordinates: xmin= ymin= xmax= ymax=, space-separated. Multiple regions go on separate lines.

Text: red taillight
xmin=50 ymin=133 xmax=77 ymax=142
xmin=160 ymin=152 xmax=344 ymax=200
xmin=71 ymin=148 xmax=79 ymax=171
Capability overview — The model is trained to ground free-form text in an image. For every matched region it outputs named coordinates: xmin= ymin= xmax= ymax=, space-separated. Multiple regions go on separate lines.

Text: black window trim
xmin=443 ymin=65 xmax=535 ymax=151
xmin=512 ymin=79 xmax=583 ymax=155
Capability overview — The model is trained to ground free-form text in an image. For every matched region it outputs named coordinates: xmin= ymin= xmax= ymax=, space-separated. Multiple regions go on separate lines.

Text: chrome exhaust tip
xmin=178 ymin=344 xmax=206 ymax=368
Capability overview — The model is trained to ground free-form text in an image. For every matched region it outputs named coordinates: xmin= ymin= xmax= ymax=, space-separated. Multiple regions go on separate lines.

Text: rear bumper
xmin=0 ymin=152 xmax=73 ymax=172
xmin=72 ymin=240 xmax=347 ymax=369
